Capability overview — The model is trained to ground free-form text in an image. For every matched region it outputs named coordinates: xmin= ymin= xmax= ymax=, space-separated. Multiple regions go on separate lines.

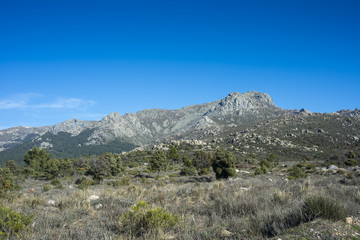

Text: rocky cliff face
xmin=48 ymin=119 xmax=100 ymax=136
xmin=336 ymin=109 xmax=360 ymax=118
xmin=0 ymin=126 xmax=50 ymax=152
xmin=85 ymin=91 xmax=283 ymax=145
xmin=205 ymin=91 xmax=276 ymax=116
xmin=0 ymin=91 xmax=285 ymax=152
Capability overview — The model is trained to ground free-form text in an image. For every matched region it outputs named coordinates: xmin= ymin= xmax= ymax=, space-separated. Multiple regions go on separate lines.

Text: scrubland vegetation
xmin=1 ymin=143 xmax=360 ymax=239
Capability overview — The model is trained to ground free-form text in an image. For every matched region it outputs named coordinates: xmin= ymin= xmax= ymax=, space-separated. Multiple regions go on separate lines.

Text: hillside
xmin=0 ymin=91 xmax=359 ymax=165
xmin=1 ymin=92 xmax=360 ymax=240
xmin=0 ymin=91 xmax=282 ymax=163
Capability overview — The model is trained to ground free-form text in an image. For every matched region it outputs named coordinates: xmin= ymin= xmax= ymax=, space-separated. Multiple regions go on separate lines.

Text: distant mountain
xmin=0 ymin=91 xmax=358 ymax=164
xmin=335 ymin=108 xmax=360 ymax=118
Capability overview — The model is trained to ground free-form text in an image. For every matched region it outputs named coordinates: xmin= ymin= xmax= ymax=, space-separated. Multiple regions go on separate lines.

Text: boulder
xmin=46 ymin=200 xmax=56 ymax=207
xmin=87 ymin=195 xmax=100 ymax=202
xmin=328 ymin=165 xmax=338 ymax=170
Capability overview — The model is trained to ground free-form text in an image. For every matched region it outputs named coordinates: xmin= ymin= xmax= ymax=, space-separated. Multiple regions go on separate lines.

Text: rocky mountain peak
xmin=225 ymin=91 xmax=274 ymax=105
xmin=206 ymin=91 xmax=277 ymax=116
xmin=49 ymin=118 xmax=99 ymax=136
xmin=101 ymin=112 xmax=122 ymax=123
xmin=336 ymin=108 xmax=360 ymax=117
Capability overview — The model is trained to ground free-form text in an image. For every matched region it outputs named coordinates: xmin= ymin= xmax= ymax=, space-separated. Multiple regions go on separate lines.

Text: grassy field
xmin=2 ymin=163 xmax=360 ymax=240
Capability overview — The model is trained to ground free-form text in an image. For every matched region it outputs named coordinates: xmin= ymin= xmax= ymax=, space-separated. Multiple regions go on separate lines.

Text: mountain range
xmin=0 ymin=91 xmax=359 ymax=164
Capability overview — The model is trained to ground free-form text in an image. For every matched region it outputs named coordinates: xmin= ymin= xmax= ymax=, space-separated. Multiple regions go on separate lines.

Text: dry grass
xmin=1 ymin=172 xmax=360 ymax=239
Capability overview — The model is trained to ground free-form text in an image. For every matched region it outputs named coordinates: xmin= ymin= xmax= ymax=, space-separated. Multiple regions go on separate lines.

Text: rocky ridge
xmin=0 ymin=91 xmax=282 ymax=153
xmin=1 ymin=91 xmax=358 ymax=163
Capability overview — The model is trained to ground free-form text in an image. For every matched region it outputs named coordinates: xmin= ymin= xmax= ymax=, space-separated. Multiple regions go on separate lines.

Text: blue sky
xmin=1 ymin=0 xmax=359 ymax=129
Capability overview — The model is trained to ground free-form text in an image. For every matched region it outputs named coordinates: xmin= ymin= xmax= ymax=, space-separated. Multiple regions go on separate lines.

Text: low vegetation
xmin=0 ymin=205 xmax=33 ymax=239
xmin=119 ymin=201 xmax=180 ymax=239
xmin=0 ymin=140 xmax=359 ymax=239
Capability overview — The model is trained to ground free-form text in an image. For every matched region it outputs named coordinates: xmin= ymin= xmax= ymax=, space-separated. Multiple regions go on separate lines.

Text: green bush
xmin=198 ymin=167 xmax=211 ymax=175
xmin=102 ymin=153 xmax=123 ymax=176
xmin=42 ymin=158 xmax=60 ymax=180
xmin=119 ymin=201 xmax=180 ymax=238
xmin=73 ymin=156 xmax=90 ymax=174
xmin=167 ymin=145 xmax=179 ymax=163
xmin=149 ymin=151 xmax=168 ymax=173
xmin=24 ymin=147 xmax=51 ymax=173
xmin=344 ymin=158 xmax=358 ymax=166
xmin=85 ymin=153 xmax=123 ymax=182
xmin=288 ymin=165 xmax=307 ymax=180
xmin=254 ymin=165 xmax=269 ymax=175
xmin=0 ymin=206 xmax=33 ymax=239
xmin=245 ymin=157 xmax=255 ymax=165
xmin=259 ymin=159 xmax=272 ymax=169
xmin=212 ymin=149 xmax=236 ymax=180
xmin=267 ymin=153 xmax=279 ymax=162
xmin=76 ymin=177 xmax=97 ymax=189
xmin=346 ymin=151 xmax=356 ymax=159
xmin=23 ymin=147 xmax=64 ymax=180
xmin=58 ymin=157 xmax=75 ymax=176
xmin=180 ymin=166 xmax=197 ymax=176
xmin=87 ymin=156 xmax=111 ymax=183
xmin=111 ymin=176 xmax=130 ymax=187
xmin=109 ymin=180 xmax=122 ymax=187
xmin=50 ymin=178 xmax=61 ymax=186
xmin=5 ymin=160 xmax=18 ymax=175
xmin=192 ymin=151 xmax=212 ymax=175
xmin=302 ymin=195 xmax=348 ymax=221
xmin=0 ymin=168 xmax=15 ymax=198
xmin=43 ymin=185 xmax=52 ymax=192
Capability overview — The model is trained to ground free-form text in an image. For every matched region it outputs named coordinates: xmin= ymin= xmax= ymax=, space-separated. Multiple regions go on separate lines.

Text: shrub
xmin=301 ymin=162 xmax=316 ymax=171
xmin=198 ymin=167 xmax=211 ymax=175
xmin=168 ymin=145 xmax=179 ymax=163
xmin=50 ymin=178 xmax=64 ymax=189
xmin=252 ymin=210 xmax=302 ymax=238
xmin=192 ymin=151 xmax=212 ymax=175
xmin=42 ymin=158 xmax=60 ymax=180
xmin=43 ymin=185 xmax=52 ymax=192
xmin=5 ymin=160 xmax=18 ymax=175
xmin=272 ymin=189 xmax=292 ymax=204
xmin=73 ymin=156 xmax=90 ymax=174
xmin=346 ymin=151 xmax=356 ymax=159
xmin=87 ymin=156 xmax=111 ymax=183
xmin=24 ymin=147 xmax=51 ymax=173
xmin=110 ymin=180 xmax=122 ymax=187
xmin=101 ymin=153 xmax=123 ymax=176
xmin=267 ymin=153 xmax=279 ymax=163
xmin=149 ymin=151 xmax=168 ymax=173
xmin=302 ymin=195 xmax=348 ymax=221
xmin=85 ymin=153 xmax=123 ymax=182
xmin=212 ymin=149 xmax=236 ymax=180
xmin=254 ymin=165 xmax=268 ymax=175
xmin=119 ymin=201 xmax=180 ymax=238
xmin=111 ymin=176 xmax=131 ymax=186
xmin=344 ymin=158 xmax=358 ymax=166
xmin=288 ymin=165 xmax=307 ymax=180
xmin=22 ymin=166 xmax=35 ymax=178
xmin=0 ymin=206 xmax=33 ymax=239
xmin=75 ymin=177 xmax=97 ymax=189
xmin=259 ymin=159 xmax=272 ymax=169
xmin=180 ymin=166 xmax=197 ymax=176
xmin=245 ymin=157 xmax=255 ymax=165
xmin=58 ymin=157 xmax=75 ymax=176
xmin=0 ymin=167 xmax=15 ymax=198
xmin=23 ymin=147 xmax=64 ymax=180
xmin=50 ymin=178 xmax=61 ymax=186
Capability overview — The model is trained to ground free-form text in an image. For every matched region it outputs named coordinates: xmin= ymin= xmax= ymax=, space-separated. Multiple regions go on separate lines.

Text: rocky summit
xmin=0 ymin=91 xmax=359 ymax=163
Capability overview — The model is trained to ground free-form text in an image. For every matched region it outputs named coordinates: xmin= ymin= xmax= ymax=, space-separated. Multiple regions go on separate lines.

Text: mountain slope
xmin=3 ymin=91 xmax=352 ymax=164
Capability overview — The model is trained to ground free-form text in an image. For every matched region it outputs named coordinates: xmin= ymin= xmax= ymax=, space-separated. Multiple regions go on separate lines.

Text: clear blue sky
xmin=1 ymin=0 xmax=359 ymax=129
